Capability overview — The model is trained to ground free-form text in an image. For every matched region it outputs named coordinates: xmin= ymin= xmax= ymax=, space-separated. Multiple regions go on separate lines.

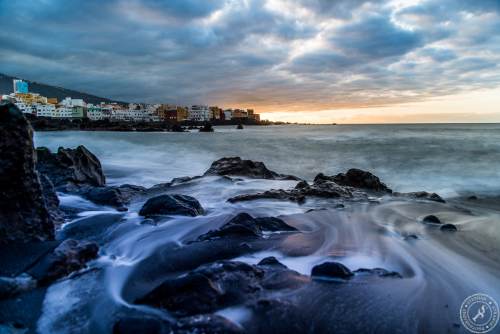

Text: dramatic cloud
xmin=0 ymin=0 xmax=499 ymax=113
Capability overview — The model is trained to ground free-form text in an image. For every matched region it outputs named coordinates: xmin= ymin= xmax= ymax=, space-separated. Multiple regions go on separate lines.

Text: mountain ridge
xmin=0 ymin=73 xmax=126 ymax=105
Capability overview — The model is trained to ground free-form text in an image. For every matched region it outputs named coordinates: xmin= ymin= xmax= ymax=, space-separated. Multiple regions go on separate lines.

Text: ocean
xmin=29 ymin=124 xmax=500 ymax=333
xmin=35 ymin=124 xmax=500 ymax=197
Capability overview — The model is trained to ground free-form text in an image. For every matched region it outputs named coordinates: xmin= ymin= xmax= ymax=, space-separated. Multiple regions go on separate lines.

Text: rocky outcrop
xmin=228 ymin=175 xmax=353 ymax=204
xmin=27 ymin=239 xmax=98 ymax=285
xmin=139 ymin=194 xmax=204 ymax=217
xmin=318 ymin=169 xmax=392 ymax=193
xmin=195 ymin=212 xmax=297 ymax=242
xmin=36 ymin=145 xmax=105 ymax=191
xmin=137 ymin=260 xmax=307 ymax=316
xmin=0 ymin=102 xmax=55 ymax=243
xmin=204 ymin=157 xmax=300 ymax=180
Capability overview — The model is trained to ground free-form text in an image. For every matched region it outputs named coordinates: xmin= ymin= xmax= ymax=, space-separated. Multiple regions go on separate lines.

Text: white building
xmin=33 ymin=103 xmax=56 ymax=117
xmin=14 ymin=101 xmax=32 ymax=114
xmin=86 ymin=104 xmax=105 ymax=121
xmin=224 ymin=109 xmax=233 ymax=120
xmin=61 ymin=97 xmax=86 ymax=108
xmin=54 ymin=106 xmax=74 ymax=118
xmin=188 ymin=105 xmax=210 ymax=122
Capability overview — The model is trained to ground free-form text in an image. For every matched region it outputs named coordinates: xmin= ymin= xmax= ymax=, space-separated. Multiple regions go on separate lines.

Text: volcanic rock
xmin=195 ymin=212 xmax=297 ymax=241
xmin=139 ymin=194 xmax=204 ymax=217
xmin=27 ymin=239 xmax=98 ymax=285
xmin=440 ymin=224 xmax=458 ymax=232
xmin=204 ymin=157 xmax=300 ymax=180
xmin=422 ymin=215 xmax=442 ymax=224
xmin=137 ymin=260 xmax=307 ymax=316
xmin=0 ymin=102 xmax=55 ymax=243
xmin=318 ymin=169 xmax=392 ymax=193
xmin=36 ymin=145 xmax=105 ymax=190
xmin=311 ymin=262 xmax=354 ymax=279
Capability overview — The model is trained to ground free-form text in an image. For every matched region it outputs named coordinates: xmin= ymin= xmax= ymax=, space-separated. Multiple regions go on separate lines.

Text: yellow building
xmin=15 ymin=93 xmax=47 ymax=105
xmin=176 ymin=106 xmax=188 ymax=122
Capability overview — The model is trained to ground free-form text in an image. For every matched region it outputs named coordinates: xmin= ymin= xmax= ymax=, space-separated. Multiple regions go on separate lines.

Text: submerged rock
xmin=139 ymin=194 xmax=204 ymax=217
xmin=0 ymin=102 xmax=55 ymax=244
xmin=27 ymin=239 xmax=98 ymax=285
xmin=353 ymin=268 xmax=402 ymax=278
xmin=311 ymin=262 xmax=354 ymax=279
xmin=204 ymin=157 xmax=300 ymax=180
xmin=36 ymin=145 xmax=105 ymax=190
xmin=195 ymin=212 xmax=297 ymax=241
xmin=393 ymin=191 xmax=445 ymax=203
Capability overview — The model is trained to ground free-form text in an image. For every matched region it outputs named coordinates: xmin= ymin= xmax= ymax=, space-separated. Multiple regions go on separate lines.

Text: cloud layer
xmin=1 ymin=0 xmax=499 ymax=112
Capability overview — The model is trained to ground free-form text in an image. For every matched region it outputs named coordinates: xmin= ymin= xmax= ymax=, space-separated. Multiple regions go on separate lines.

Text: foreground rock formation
xmin=0 ymin=102 xmax=54 ymax=244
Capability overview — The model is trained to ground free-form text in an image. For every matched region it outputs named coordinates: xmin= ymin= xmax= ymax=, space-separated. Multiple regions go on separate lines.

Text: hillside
xmin=0 ymin=73 xmax=126 ymax=105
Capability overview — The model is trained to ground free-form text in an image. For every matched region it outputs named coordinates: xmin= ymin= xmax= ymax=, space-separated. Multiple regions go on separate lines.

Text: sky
xmin=1 ymin=0 xmax=499 ymax=123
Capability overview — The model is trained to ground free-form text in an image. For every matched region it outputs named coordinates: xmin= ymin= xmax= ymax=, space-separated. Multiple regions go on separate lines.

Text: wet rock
xmin=249 ymin=298 xmax=305 ymax=333
xmin=199 ymin=122 xmax=214 ymax=132
xmin=228 ymin=189 xmax=307 ymax=204
xmin=393 ymin=191 xmax=445 ymax=203
xmin=467 ymin=195 xmax=478 ymax=200
xmin=39 ymin=174 xmax=64 ymax=225
xmin=0 ymin=102 xmax=54 ymax=244
xmin=440 ymin=224 xmax=458 ymax=232
xmin=228 ymin=178 xmax=352 ymax=204
xmin=27 ymin=239 xmax=98 ymax=285
xmin=422 ymin=215 xmax=442 ymax=224
xmin=81 ymin=184 xmax=146 ymax=208
xmin=311 ymin=262 xmax=354 ymax=279
xmin=403 ymin=234 xmax=419 ymax=240
xmin=139 ymin=194 xmax=204 ymax=217
xmin=0 ymin=274 xmax=36 ymax=299
xmin=196 ymin=213 xmax=297 ymax=241
xmin=113 ymin=316 xmax=172 ymax=334
xmin=175 ymin=314 xmax=243 ymax=334
xmin=204 ymin=157 xmax=300 ymax=180
xmin=137 ymin=260 xmax=307 ymax=316
xmin=236 ymin=124 xmax=244 ymax=130
xmin=36 ymin=145 xmax=105 ymax=190
xmin=171 ymin=124 xmax=185 ymax=132
xmin=258 ymin=257 xmax=286 ymax=268
xmin=318 ymin=169 xmax=392 ymax=193
xmin=58 ymin=213 xmax=125 ymax=241
xmin=137 ymin=261 xmax=263 ymax=316
xmin=353 ymin=268 xmax=402 ymax=278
